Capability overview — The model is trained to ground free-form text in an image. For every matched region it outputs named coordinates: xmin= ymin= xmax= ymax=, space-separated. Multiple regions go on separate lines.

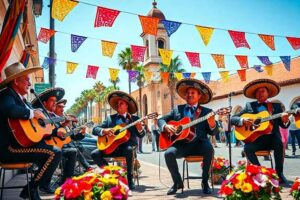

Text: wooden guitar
xmin=159 ymin=107 xmax=230 ymax=150
xmin=45 ymin=121 xmax=94 ymax=148
xmin=234 ymin=109 xmax=300 ymax=143
xmin=97 ymin=112 xmax=158 ymax=154
xmin=9 ymin=113 xmax=65 ymax=147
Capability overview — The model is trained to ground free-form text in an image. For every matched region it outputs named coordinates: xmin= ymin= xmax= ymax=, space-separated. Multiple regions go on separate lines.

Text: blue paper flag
xmin=257 ymin=56 xmax=272 ymax=66
xmin=71 ymin=34 xmax=87 ymax=52
xmin=202 ymin=72 xmax=211 ymax=84
xmin=183 ymin=73 xmax=191 ymax=78
xmin=161 ymin=20 xmax=181 ymax=37
xmin=42 ymin=57 xmax=56 ymax=69
xmin=128 ymin=70 xmax=139 ymax=83
xmin=254 ymin=65 xmax=264 ymax=73
xmin=280 ymin=56 xmax=291 ymax=71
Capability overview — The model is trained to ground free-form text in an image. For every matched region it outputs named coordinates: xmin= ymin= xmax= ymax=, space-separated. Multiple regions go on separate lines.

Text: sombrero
xmin=56 ymin=98 xmax=67 ymax=106
xmin=0 ymin=62 xmax=42 ymax=89
xmin=31 ymin=87 xmax=65 ymax=108
xmin=243 ymin=79 xmax=280 ymax=99
xmin=107 ymin=91 xmax=138 ymax=114
xmin=176 ymin=78 xmax=213 ymax=104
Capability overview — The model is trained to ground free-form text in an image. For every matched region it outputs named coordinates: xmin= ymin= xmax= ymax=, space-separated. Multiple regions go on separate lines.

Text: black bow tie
xmin=258 ymin=102 xmax=267 ymax=107
xmin=117 ymin=114 xmax=130 ymax=123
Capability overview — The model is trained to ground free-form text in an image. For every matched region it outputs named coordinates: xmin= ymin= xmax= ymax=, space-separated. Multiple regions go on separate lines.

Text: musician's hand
xmin=135 ymin=122 xmax=143 ymax=132
xmin=33 ymin=110 xmax=44 ymax=119
xmin=80 ymin=126 xmax=86 ymax=135
xmin=57 ymin=130 xmax=65 ymax=138
xmin=242 ymin=118 xmax=254 ymax=126
xmin=61 ymin=121 xmax=71 ymax=127
xmin=102 ymin=128 xmax=114 ymax=136
xmin=281 ymin=112 xmax=290 ymax=124
xmin=207 ymin=115 xmax=216 ymax=129
xmin=164 ymin=124 xmax=177 ymax=134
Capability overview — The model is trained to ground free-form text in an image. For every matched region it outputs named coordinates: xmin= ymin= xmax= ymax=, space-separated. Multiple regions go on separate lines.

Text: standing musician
xmin=0 ymin=63 xmax=62 ymax=200
xmin=31 ymin=88 xmax=79 ymax=193
xmin=231 ymin=79 xmax=290 ymax=184
xmin=91 ymin=91 xmax=145 ymax=190
xmin=158 ymin=78 xmax=219 ymax=195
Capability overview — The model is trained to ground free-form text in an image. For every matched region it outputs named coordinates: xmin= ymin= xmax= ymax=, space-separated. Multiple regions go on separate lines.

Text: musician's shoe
xmin=167 ymin=182 xmax=184 ymax=195
xmin=278 ymin=173 xmax=289 ymax=186
xmin=202 ymin=181 xmax=212 ymax=194
xmin=292 ymin=151 xmax=296 ymax=156
xmin=20 ymin=185 xmax=41 ymax=200
xmin=39 ymin=185 xmax=55 ymax=194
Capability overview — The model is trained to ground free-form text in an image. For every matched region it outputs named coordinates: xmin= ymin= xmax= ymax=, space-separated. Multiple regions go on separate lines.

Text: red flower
xmin=220 ymin=185 xmax=234 ymax=195
xmin=246 ymin=164 xmax=260 ymax=175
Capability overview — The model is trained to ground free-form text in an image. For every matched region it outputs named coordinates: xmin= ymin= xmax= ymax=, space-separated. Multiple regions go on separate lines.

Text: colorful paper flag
xmin=159 ymin=49 xmax=173 ymax=66
xmin=264 ymin=65 xmax=273 ymax=76
xmin=144 ymin=71 xmax=153 ymax=83
xmin=257 ymin=56 xmax=272 ymax=66
xmin=254 ymin=65 xmax=264 ymax=73
xmin=51 ymin=0 xmax=78 ymax=22
xmin=66 ymin=62 xmax=78 ymax=74
xmin=71 ymin=34 xmax=87 ymax=52
xmin=228 ymin=30 xmax=250 ymax=49
xmin=258 ymin=34 xmax=275 ymax=50
xmin=185 ymin=52 xmax=200 ymax=67
xmin=86 ymin=65 xmax=99 ymax=79
xmin=237 ymin=69 xmax=246 ymax=81
xmin=131 ymin=45 xmax=146 ymax=62
xmin=235 ymin=55 xmax=249 ymax=69
xmin=37 ymin=28 xmax=56 ymax=43
xmin=128 ymin=70 xmax=139 ymax=82
xmin=101 ymin=40 xmax=117 ymax=58
xmin=211 ymin=54 xmax=225 ymax=68
xmin=109 ymin=68 xmax=120 ymax=81
xmin=202 ymin=72 xmax=211 ymax=84
xmin=174 ymin=72 xmax=183 ymax=81
xmin=138 ymin=15 xmax=160 ymax=36
xmin=161 ymin=72 xmax=169 ymax=85
xmin=195 ymin=26 xmax=214 ymax=46
xmin=94 ymin=7 xmax=120 ymax=27
xmin=161 ymin=20 xmax=181 ymax=37
xmin=280 ymin=56 xmax=291 ymax=71
xmin=286 ymin=37 xmax=300 ymax=50
xmin=190 ymin=73 xmax=196 ymax=78
xmin=183 ymin=73 xmax=192 ymax=78
xmin=219 ymin=71 xmax=229 ymax=82
xmin=42 ymin=57 xmax=56 ymax=69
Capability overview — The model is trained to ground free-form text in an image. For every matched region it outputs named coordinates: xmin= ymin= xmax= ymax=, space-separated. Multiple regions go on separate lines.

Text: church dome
xmin=147 ymin=1 xmax=165 ymax=20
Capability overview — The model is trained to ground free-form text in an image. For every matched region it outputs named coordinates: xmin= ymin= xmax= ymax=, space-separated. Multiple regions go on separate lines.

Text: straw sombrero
xmin=0 ymin=62 xmax=42 ymax=89
xmin=107 ymin=91 xmax=138 ymax=114
xmin=31 ymin=87 xmax=65 ymax=108
xmin=56 ymin=98 xmax=67 ymax=106
xmin=243 ymin=79 xmax=280 ymax=99
xmin=176 ymin=78 xmax=213 ymax=104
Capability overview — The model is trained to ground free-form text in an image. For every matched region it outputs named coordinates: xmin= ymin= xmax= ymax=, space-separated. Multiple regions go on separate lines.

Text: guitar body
xmin=159 ymin=117 xmax=196 ymax=150
xmin=295 ymin=114 xmax=300 ymax=129
xmin=8 ymin=115 xmax=54 ymax=147
xmin=234 ymin=111 xmax=273 ymax=143
xmin=45 ymin=136 xmax=72 ymax=149
xmin=97 ymin=124 xmax=131 ymax=154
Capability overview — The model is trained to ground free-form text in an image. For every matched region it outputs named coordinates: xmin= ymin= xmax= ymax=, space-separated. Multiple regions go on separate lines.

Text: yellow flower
xmin=108 ymin=178 xmax=118 ymax=185
xmin=220 ymin=162 xmax=224 ymax=166
xmin=234 ymin=182 xmax=243 ymax=189
xmin=261 ymin=167 xmax=267 ymax=173
xmin=237 ymin=173 xmax=247 ymax=181
xmin=241 ymin=183 xmax=253 ymax=193
xmin=54 ymin=187 xmax=61 ymax=196
xmin=84 ymin=191 xmax=93 ymax=200
xmin=100 ymin=191 xmax=112 ymax=200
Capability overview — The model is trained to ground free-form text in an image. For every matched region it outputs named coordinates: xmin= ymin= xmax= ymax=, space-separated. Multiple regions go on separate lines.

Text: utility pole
xmin=49 ymin=0 xmax=55 ymax=87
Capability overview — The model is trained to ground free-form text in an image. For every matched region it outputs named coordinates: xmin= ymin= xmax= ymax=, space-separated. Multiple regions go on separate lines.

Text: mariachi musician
xmin=158 ymin=78 xmax=219 ymax=195
xmin=91 ymin=91 xmax=145 ymax=190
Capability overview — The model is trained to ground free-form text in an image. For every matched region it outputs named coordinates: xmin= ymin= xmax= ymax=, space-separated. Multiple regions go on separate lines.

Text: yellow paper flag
xmin=52 ymin=0 xmax=78 ymax=22
xmin=66 ymin=62 xmax=78 ymax=74
xmin=174 ymin=72 xmax=183 ymax=81
xmin=264 ymin=65 xmax=273 ymax=76
xmin=159 ymin=49 xmax=173 ymax=66
xmin=101 ymin=40 xmax=117 ymax=58
xmin=144 ymin=71 xmax=153 ymax=83
xmin=109 ymin=68 xmax=120 ymax=81
xmin=195 ymin=26 xmax=214 ymax=46
xmin=219 ymin=71 xmax=229 ymax=82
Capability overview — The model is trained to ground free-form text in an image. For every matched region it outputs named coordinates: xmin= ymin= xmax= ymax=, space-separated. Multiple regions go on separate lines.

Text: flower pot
xmin=212 ymin=173 xmax=222 ymax=184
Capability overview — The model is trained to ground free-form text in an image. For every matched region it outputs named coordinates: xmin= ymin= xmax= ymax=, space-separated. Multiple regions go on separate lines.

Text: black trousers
xmin=62 ymin=147 xmax=77 ymax=179
xmin=0 ymin=141 xmax=62 ymax=189
xmin=164 ymin=137 xmax=214 ymax=185
xmin=91 ymin=144 xmax=134 ymax=183
xmin=244 ymin=134 xmax=284 ymax=174
xmin=290 ymin=129 xmax=300 ymax=153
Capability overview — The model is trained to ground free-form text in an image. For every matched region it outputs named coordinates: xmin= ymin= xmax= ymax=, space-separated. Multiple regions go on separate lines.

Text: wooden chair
xmin=0 ymin=163 xmax=32 ymax=200
xmin=182 ymin=155 xmax=214 ymax=193
xmin=255 ymin=150 xmax=274 ymax=168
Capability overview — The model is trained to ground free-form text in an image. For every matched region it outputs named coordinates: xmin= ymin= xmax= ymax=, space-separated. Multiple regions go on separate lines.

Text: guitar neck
xmin=261 ymin=109 xmax=296 ymax=123
xmin=119 ymin=117 xmax=145 ymax=132
xmin=43 ymin=117 xmax=65 ymax=125
xmin=182 ymin=112 xmax=215 ymax=130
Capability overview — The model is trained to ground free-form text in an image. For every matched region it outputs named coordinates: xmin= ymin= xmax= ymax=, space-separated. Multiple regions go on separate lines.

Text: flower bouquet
xmin=54 ymin=165 xmax=129 ymax=200
xmin=219 ymin=164 xmax=281 ymax=200
xmin=290 ymin=178 xmax=300 ymax=200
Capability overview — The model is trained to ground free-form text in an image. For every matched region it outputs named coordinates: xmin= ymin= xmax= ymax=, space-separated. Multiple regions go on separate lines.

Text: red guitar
xmin=159 ymin=107 xmax=230 ymax=150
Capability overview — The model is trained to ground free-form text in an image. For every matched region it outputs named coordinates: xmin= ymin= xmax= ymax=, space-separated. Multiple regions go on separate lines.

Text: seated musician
xmin=91 ymin=91 xmax=145 ymax=190
xmin=231 ymin=79 xmax=290 ymax=184
xmin=0 ymin=63 xmax=62 ymax=200
xmin=158 ymin=78 xmax=219 ymax=195
xmin=31 ymin=88 xmax=79 ymax=193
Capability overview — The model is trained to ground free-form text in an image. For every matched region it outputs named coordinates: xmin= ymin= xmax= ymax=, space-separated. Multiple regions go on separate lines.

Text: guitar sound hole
xmin=114 ymin=130 xmax=120 ymax=135
xmin=38 ymin=119 xmax=46 ymax=128
xmin=175 ymin=126 xmax=182 ymax=135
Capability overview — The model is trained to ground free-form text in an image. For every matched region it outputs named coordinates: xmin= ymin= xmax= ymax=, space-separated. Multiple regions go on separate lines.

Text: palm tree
xmin=160 ymin=56 xmax=185 ymax=109
xmin=93 ymin=81 xmax=106 ymax=93
xmin=134 ymin=65 xmax=145 ymax=117
xmin=100 ymin=86 xmax=119 ymax=117
xmin=109 ymin=77 xmax=120 ymax=89
xmin=117 ymin=48 xmax=138 ymax=94
xmin=81 ymin=89 xmax=97 ymax=121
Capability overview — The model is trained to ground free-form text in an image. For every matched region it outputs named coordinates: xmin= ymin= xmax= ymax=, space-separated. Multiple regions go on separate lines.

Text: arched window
xmin=145 ymin=40 xmax=149 ymax=58
xmin=157 ymin=38 xmax=165 ymax=56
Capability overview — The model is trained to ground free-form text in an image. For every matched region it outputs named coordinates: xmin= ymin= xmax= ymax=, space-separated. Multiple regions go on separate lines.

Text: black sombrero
xmin=56 ymin=98 xmax=67 ymax=106
xmin=107 ymin=91 xmax=138 ymax=114
xmin=176 ymin=78 xmax=213 ymax=104
xmin=243 ymin=79 xmax=280 ymax=99
xmin=31 ymin=87 xmax=65 ymax=108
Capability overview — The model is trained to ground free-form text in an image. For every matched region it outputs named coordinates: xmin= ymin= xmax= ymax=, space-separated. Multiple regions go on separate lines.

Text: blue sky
xmin=35 ymin=0 xmax=300 ymax=108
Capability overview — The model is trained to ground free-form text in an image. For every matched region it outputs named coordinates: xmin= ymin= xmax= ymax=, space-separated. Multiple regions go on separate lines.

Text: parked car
xmin=76 ymin=134 xmax=97 ymax=164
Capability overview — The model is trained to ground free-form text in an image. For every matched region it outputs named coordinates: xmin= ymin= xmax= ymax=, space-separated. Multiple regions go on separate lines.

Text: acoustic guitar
xmin=159 ymin=107 xmax=230 ymax=150
xmin=234 ymin=109 xmax=300 ymax=143
xmin=97 ymin=112 xmax=158 ymax=154
xmin=9 ymin=113 xmax=65 ymax=147
xmin=45 ymin=121 xmax=94 ymax=148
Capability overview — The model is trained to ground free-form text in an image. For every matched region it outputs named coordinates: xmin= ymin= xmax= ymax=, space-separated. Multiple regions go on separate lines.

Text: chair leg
xmin=186 ymin=161 xmax=190 ymax=189
xmin=26 ymin=168 xmax=31 ymax=200
xmin=182 ymin=160 xmax=185 ymax=193
xmin=270 ymin=154 xmax=274 ymax=169
xmin=1 ymin=169 xmax=5 ymax=200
